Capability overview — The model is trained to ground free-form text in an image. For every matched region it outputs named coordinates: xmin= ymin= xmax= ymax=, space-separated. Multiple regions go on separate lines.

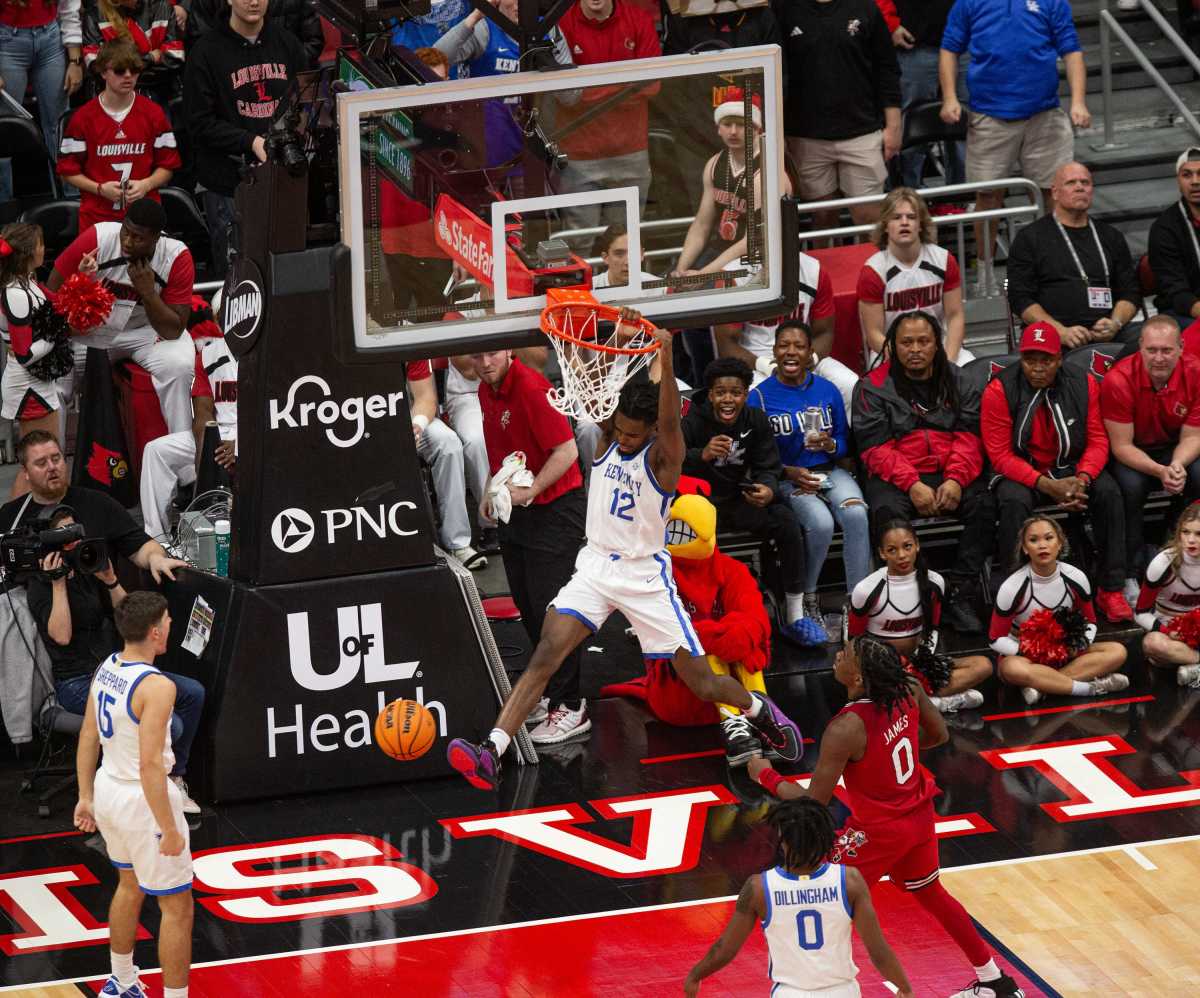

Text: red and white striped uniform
xmin=989 ymin=562 xmax=1097 ymax=657
xmin=857 ymin=243 xmax=961 ymax=335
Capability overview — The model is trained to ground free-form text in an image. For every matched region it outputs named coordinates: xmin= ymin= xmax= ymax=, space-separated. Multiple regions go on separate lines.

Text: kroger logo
xmin=268 ymin=375 xmax=405 ymax=448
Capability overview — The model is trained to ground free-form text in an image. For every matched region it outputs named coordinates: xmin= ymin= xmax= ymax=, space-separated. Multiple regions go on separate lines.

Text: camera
xmin=266 ymin=111 xmax=308 ymax=178
xmin=0 ymin=523 xmax=108 ymax=578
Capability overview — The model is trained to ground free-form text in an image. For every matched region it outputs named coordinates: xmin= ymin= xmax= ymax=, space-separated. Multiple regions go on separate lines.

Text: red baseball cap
xmin=1019 ymin=321 xmax=1061 ymax=355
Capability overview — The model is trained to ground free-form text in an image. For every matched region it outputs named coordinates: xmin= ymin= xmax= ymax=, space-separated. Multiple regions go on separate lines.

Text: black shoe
xmin=479 ymin=527 xmax=500 ymax=554
xmin=720 ymin=714 xmax=762 ymax=766
xmin=950 ymin=972 xmax=1024 ymax=997
xmin=943 ymin=581 xmax=984 ymax=633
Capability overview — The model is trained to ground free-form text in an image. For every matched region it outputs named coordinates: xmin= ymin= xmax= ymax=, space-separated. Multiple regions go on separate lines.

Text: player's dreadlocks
xmin=767 ymin=797 xmax=837 ymax=871
xmin=853 ymin=635 xmax=915 ymax=720
xmin=616 ymin=379 xmax=659 ymax=425
xmin=885 ymin=310 xmax=959 ymax=414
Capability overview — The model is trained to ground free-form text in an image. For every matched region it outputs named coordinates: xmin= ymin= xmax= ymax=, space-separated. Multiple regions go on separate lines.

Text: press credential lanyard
xmin=1056 ymin=218 xmax=1112 ymax=310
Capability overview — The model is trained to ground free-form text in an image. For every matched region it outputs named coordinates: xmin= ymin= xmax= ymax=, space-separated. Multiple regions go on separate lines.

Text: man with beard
xmin=852 ymin=311 xmax=992 ymax=632
xmin=1148 ymin=147 xmax=1200 ymax=330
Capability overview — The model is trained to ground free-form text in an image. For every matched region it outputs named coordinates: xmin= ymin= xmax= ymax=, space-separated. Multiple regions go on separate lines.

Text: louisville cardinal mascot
xmin=602 ymin=490 xmax=772 ymax=763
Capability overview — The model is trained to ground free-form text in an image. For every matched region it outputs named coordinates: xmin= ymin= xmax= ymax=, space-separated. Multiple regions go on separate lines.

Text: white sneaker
xmin=1177 ymin=664 xmax=1200 ymax=688
xmin=529 ymin=701 xmax=591 ymax=745
xmin=452 ymin=546 xmax=488 ymax=571
xmin=1021 ymin=687 xmax=1043 ymax=706
xmin=526 ymin=696 xmax=550 ymax=727
xmin=170 ymin=776 xmax=201 ymax=814
xmin=1123 ymin=578 xmax=1141 ymax=607
xmin=931 ymin=690 xmax=985 ymax=713
xmin=1089 ymin=673 xmax=1131 ymax=695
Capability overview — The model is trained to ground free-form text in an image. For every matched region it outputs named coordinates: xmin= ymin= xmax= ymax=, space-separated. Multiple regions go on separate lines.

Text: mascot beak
xmin=666 ymin=494 xmax=717 ymax=560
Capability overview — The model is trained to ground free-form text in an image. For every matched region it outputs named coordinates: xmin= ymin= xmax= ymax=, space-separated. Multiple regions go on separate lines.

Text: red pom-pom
xmin=52 ymin=273 xmax=116 ymax=333
xmin=1163 ymin=608 xmax=1200 ymax=650
xmin=1018 ymin=608 xmax=1071 ymax=667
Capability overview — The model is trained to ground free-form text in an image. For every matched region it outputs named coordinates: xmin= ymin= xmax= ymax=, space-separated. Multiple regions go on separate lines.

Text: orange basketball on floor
xmin=375 ymin=699 xmax=437 ymax=761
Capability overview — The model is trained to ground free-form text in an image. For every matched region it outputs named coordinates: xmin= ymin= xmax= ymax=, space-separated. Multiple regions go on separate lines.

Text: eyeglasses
xmin=111 ymin=66 xmax=142 ymax=76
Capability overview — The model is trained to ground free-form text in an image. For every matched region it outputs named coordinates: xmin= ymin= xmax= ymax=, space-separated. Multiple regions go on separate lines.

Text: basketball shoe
xmin=447 ymin=738 xmax=501 ymax=790
xmin=746 ymin=692 xmax=803 ymax=762
xmin=950 ymin=971 xmax=1025 ymax=997
xmin=720 ymin=713 xmax=761 ymax=766
xmin=931 ymin=690 xmax=984 ymax=713
xmin=1089 ymin=673 xmax=1130 ymax=695
xmin=1177 ymin=664 xmax=1200 ymax=688
xmin=529 ymin=701 xmax=591 ymax=745
xmin=99 ymin=974 xmax=146 ymax=998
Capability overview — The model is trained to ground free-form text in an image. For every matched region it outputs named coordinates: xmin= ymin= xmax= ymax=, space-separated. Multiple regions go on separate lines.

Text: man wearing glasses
xmin=58 ymin=40 xmax=180 ymax=234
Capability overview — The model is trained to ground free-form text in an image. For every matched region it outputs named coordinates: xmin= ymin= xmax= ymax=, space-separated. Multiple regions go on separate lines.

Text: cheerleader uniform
xmin=0 ymin=281 xmax=65 ymax=422
xmin=1135 ymin=549 xmax=1200 ymax=632
xmin=988 ymin=562 xmax=1097 ymax=659
xmin=848 ymin=566 xmax=943 ymax=648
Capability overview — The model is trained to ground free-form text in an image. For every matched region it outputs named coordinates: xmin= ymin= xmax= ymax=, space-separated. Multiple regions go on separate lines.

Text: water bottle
xmin=214 ymin=519 xmax=230 ymax=577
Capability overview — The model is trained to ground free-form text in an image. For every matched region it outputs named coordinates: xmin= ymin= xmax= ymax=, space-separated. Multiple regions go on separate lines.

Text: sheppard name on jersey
xmin=602 ymin=462 xmax=643 ymax=495
xmin=773 ymin=885 xmax=841 ymax=906
xmin=883 ymin=712 xmax=910 ymax=746
xmin=94 ymin=668 xmax=130 ymax=695
xmin=885 ymin=285 xmax=943 ymax=312
xmin=96 ymin=142 xmax=147 ymax=157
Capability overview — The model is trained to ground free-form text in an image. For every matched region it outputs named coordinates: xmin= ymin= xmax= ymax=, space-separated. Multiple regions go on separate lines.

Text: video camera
xmin=0 ymin=522 xmax=108 ymax=578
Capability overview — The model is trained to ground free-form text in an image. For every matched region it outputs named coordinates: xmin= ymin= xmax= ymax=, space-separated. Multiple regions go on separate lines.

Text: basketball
xmin=375 ymin=699 xmax=437 ymax=761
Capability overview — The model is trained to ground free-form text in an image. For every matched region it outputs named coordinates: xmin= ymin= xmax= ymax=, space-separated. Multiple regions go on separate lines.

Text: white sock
xmin=163 ymin=987 xmax=189 ymax=998
xmin=974 ymin=958 xmax=1000 ymax=982
xmin=786 ymin=592 xmax=805 ymax=622
xmin=746 ymin=694 xmax=763 ymax=718
xmin=1070 ymin=681 xmax=1092 ymax=696
xmin=488 ymin=728 xmax=511 ymax=755
xmin=111 ymin=951 xmax=136 ymax=988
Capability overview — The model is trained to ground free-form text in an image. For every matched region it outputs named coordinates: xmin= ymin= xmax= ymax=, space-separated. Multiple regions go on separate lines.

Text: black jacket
xmin=994 ymin=363 xmax=1091 ymax=472
xmin=778 ymin=0 xmax=901 ymax=140
xmin=185 ymin=0 xmax=323 ymax=67
xmin=682 ymin=395 xmax=784 ymax=505
xmin=183 ymin=18 xmax=308 ymax=196
xmin=1148 ymin=199 xmax=1200 ymax=318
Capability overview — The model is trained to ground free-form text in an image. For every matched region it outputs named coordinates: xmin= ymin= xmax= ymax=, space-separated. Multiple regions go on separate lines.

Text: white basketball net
xmin=544 ymin=308 xmax=657 ymax=424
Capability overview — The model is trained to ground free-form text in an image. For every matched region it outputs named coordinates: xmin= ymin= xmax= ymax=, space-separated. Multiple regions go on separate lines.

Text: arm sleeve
xmin=812 ymin=268 xmax=835 ymax=321
xmin=940 ymin=0 xmax=968 ymax=53
xmin=1108 ymin=227 xmax=1142 ymax=310
xmin=434 ymin=18 xmax=486 ymax=63
xmin=56 ymin=108 xmax=86 ymax=177
xmin=856 ymin=264 xmax=884 ymax=304
xmin=988 ymin=599 xmax=1019 ymax=656
xmin=183 ymin=53 xmax=257 ymax=158
xmin=853 ymin=380 xmax=923 ymax=491
xmin=873 ymin=0 xmax=900 ymax=33
xmin=1077 ymin=376 xmax=1110 ymax=481
xmin=829 ymin=386 xmax=850 ymax=460
xmin=1099 ymin=367 xmax=1133 ymax=425
xmin=945 ymin=253 xmax=962 ymax=292
xmin=749 ymin=424 xmax=784 ymax=494
xmin=191 ymin=354 xmax=213 ymax=399
xmin=1149 ymin=216 xmax=1200 ymax=319
xmin=53 ymin=227 xmax=98 ymax=280
xmin=58 ymin=0 xmax=83 ymax=45
xmin=981 ymin=379 xmax=1042 ymax=489
xmin=1005 ymin=227 xmax=1040 ymax=319
xmin=162 ymin=250 xmax=195 ymax=307
xmin=527 ymin=393 xmax=576 ymax=453
xmin=682 ymin=412 xmax=709 ymax=473
xmin=81 ymin=4 xmax=102 ymax=63
xmin=1050 ymin=0 xmax=1082 ymax=54
xmin=871 ymin=7 xmax=902 ymax=108
xmin=152 ymin=104 xmax=182 ymax=171
xmin=97 ymin=493 xmax=153 ymax=559
xmin=158 ymin=0 xmax=185 ymax=62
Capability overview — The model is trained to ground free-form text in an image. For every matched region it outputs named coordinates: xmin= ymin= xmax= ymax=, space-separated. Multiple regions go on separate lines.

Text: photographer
xmin=25 ymin=508 xmax=204 ymax=813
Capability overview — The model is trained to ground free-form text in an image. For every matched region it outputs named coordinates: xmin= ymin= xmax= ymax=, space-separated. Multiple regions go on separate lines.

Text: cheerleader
xmin=848 ymin=519 xmax=992 ymax=712
xmin=990 ymin=517 xmax=1128 ymax=705
xmin=0 ymin=224 xmax=74 ymax=499
xmin=1137 ymin=505 xmax=1200 ymax=688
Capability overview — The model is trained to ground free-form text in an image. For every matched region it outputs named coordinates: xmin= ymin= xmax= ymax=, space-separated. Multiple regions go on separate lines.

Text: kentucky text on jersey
xmin=885 ymin=284 xmax=944 ymax=312
xmin=96 ymin=143 xmax=147 ymax=157
xmin=773 ymin=885 xmax=842 ymax=906
xmin=602 ymin=462 xmax=644 ymax=495
xmin=883 ymin=712 xmax=910 ymax=746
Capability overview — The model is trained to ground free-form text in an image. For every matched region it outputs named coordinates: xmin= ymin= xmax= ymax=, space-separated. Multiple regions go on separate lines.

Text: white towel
xmin=488 ymin=451 xmax=535 ymax=523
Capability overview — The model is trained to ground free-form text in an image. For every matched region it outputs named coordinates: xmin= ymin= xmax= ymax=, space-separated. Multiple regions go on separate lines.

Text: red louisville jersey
xmin=58 ymin=95 xmax=180 ymax=230
xmin=837 ymin=696 xmax=937 ymax=826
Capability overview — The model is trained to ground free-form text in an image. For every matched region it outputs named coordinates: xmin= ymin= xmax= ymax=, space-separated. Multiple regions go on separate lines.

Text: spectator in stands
xmin=682 ymin=357 xmax=815 ymax=644
xmin=48 ymin=198 xmax=196 ymax=435
xmin=140 ymin=301 xmax=236 ymax=542
xmin=435 ymin=0 xmax=572 ymax=80
xmin=25 ymin=507 xmax=204 ymax=811
xmin=989 ymin=515 xmax=1128 ymax=706
xmin=890 ymin=0 xmax=963 ymax=189
xmin=442 ymin=355 xmax=497 ymax=553
xmin=593 ymin=224 xmax=658 ymax=291
xmin=185 ymin=0 xmax=322 ymax=67
xmin=384 ymin=0 xmax=469 ymax=78
xmin=58 ymin=41 xmax=180 ymax=233
xmin=748 ymin=321 xmax=871 ymax=623
xmin=940 ymin=0 xmax=1089 ymax=296
xmin=1007 ymin=162 xmax=1141 ymax=351
xmin=857 ymin=187 xmax=971 ymax=368
xmin=1148 ymin=147 xmax=1200 ymax=330
xmin=554 ymin=0 xmax=661 ymax=230
xmin=981 ymin=321 xmax=1132 ymax=622
xmin=662 ymin=1 xmax=782 ymax=56
xmin=408 ymin=359 xmax=487 ymax=570
xmin=779 ymin=0 xmax=901 ymax=230
xmin=83 ymin=0 xmax=184 ymax=68
xmin=0 ymin=223 xmax=68 ymax=499
xmin=474 ymin=348 xmax=587 ymax=744
xmin=1101 ymin=315 xmax=1200 ymax=596
xmin=183 ymin=0 xmax=308 ymax=277
xmin=0 ymin=0 xmax=83 ymax=204
xmin=853 ymin=311 xmax=991 ymax=632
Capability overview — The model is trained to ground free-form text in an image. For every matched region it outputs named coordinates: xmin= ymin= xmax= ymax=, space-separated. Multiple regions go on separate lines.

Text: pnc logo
xmin=271 ymin=508 xmax=315 ymax=553
xmin=269 ymin=502 xmax=420 ymax=555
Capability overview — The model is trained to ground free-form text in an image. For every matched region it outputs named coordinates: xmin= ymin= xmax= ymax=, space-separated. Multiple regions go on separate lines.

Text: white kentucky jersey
xmin=91 ymin=220 xmax=189 ymax=330
xmin=762 ymin=863 xmax=858 ymax=995
xmin=741 ymin=251 xmax=826 ymax=361
xmin=586 ymin=439 xmax=672 ymax=559
xmin=90 ymin=653 xmax=174 ymax=783
xmin=859 ymin=243 xmax=960 ymax=335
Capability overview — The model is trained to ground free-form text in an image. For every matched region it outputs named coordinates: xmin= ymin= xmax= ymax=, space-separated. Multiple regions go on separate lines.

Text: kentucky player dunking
xmin=448 ymin=313 xmax=803 ymax=790
xmin=751 ymin=636 xmax=1026 ymax=998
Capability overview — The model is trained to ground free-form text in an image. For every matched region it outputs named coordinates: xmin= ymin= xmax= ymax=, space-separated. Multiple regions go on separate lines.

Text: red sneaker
xmin=1095 ymin=588 xmax=1134 ymax=623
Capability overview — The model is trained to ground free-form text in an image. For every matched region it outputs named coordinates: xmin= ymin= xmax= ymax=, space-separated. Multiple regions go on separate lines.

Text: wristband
xmin=68 ymin=57 xmax=82 ymax=66
xmin=103 ymin=578 xmax=120 ymax=590
xmin=411 ymin=414 xmax=430 ymax=432
xmin=754 ymin=356 xmax=776 ymax=378
xmin=757 ymin=766 xmax=785 ymax=797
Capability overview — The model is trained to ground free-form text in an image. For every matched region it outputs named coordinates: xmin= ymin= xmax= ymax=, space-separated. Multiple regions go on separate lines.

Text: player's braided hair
xmin=886 ymin=311 xmax=959 ymax=414
xmin=853 ymin=635 xmax=914 ymax=720
xmin=616 ymin=379 xmax=658 ymax=425
xmin=877 ymin=518 xmax=935 ymax=644
xmin=767 ymin=797 xmax=837 ymax=871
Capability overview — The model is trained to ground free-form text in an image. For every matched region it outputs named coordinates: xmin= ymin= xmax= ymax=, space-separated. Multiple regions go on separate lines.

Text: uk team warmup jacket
xmin=851 ymin=362 xmax=984 ymax=491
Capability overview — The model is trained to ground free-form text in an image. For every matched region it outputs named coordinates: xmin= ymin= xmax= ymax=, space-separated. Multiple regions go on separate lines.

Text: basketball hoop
xmin=541 ymin=288 xmax=662 ymax=423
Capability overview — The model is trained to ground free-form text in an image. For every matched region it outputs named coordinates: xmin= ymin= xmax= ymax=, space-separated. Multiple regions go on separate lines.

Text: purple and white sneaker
xmin=447 ymin=738 xmax=501 ymax=790
xmin=747 ymin=692 xmax=803 ymax=762
xmin=99 ymin=975 xmax=147 ymax=998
